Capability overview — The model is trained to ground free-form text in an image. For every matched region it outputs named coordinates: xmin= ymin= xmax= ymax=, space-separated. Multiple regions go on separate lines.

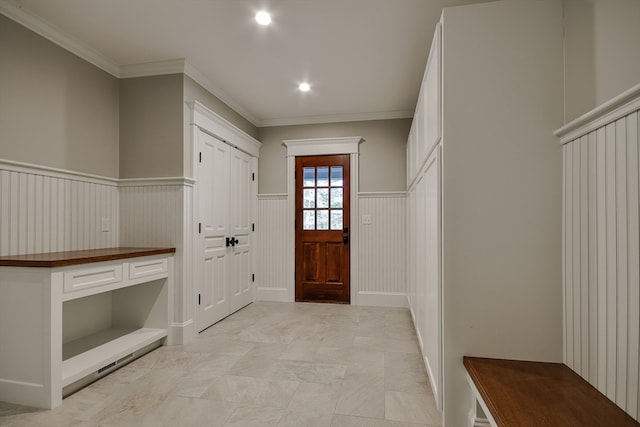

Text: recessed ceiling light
xmin=299 ymin=82 xmax=311 ymax=92
xmin=255 ymin=11 xmax=271 ymax=26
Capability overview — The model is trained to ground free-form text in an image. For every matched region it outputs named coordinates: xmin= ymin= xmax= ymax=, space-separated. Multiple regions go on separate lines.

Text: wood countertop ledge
xmin=0 ymin=247 xmax=176 ymax=268
xmin=464 ymin=357 xmax=640 ymax=427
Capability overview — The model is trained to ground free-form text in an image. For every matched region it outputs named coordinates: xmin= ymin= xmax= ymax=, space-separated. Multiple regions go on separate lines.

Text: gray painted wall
xmin=563 ymin=0 xmax=640 ymax=122
xmin=0 ymin=14 xmax=119 ymax=178
xmin=257 ymin=119 xmax=410 ymax=194
xmin=441 ymin=1 xmax=564 ymax=425
xmin=119 ymin=74 xmax=184 ymax=178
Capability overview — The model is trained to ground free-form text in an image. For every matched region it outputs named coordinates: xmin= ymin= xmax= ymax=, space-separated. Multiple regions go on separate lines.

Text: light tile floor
xmin=0 ymin=302 xmax=442 ymax=427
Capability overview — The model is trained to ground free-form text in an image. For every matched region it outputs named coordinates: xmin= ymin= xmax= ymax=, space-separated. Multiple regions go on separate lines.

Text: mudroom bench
xmin=464 ymin=357 xmax=639 ymax=427
xmin=0 ymin=247 xmax=175 ymax=409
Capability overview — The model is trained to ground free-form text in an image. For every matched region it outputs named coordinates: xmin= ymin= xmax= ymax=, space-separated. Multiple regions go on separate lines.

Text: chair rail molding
xmin=555 ymin=82 xmax=640 ymax=144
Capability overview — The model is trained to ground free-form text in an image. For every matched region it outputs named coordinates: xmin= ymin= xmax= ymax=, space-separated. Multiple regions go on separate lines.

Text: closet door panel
xmin=230 ymin=150 xmax=252 ymax=235
xmin=200 ymin=133 xmax=230 ymax=236
xmin=197 ymin=132 xmax=231 ymax=331
xmin=229 ymin=149 xmax=253 ymax=312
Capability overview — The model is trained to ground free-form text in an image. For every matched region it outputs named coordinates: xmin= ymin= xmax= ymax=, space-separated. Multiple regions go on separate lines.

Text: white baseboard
xmin=256 ymin=287 xmax=291 ymax=302
xmin=0 ymin=378 xmax=55 ymax=409
xmin=472 ymin=417 xmax=491 ymax=427
xmin=356 ymin=292 xmax=408 ymax=308
xmin=169 ymin=320 xmax=194 ymax=345
xmin=424 ymin=355 xmax=441 ymax=412
xmin=255 ymin=289 xmax=408 ymax=307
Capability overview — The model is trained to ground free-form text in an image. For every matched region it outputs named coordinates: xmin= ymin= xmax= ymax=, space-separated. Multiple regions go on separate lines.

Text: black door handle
xmin=343 ymin=235 xmax=349 ymax=244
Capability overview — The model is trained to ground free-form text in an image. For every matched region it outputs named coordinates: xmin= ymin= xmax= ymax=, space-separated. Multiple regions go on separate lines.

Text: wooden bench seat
xmin=464 ymin=357 xmax=640 ymax=427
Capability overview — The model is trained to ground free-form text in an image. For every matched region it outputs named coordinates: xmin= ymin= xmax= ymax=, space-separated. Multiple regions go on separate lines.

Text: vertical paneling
xmin=256 ymin=194 xmax=292 ymax=301
xmin=605 ymin=122 xmax=617 ymax=401
xmin=119 ymin=185 xmax=182 ymax=248
xmin=596 ymin=126 xmax=608 ymax=392
xmin=579 ymin=135 xmax=589 ymax=377
xmin=627 ymin=112 xmax=640 ymax=416
xmin=587 ymin=130 xmax=598 ymax=385
xmin=572 ymin=140 xmax=581 ymax=374
xmin=566 ymin=141 xmax=574 ymax=369
xmin=616 ymin=118 xmax=629 ymax=407
xmin=358 ymin=193 xmax=407 ymax=295
xmin=119 ymin=182 xmax=187 ymax=330
xmin=0 ymin=164 xmax=118 ymax=256
xmin=563 ymin=109 xmax=640 ymax=421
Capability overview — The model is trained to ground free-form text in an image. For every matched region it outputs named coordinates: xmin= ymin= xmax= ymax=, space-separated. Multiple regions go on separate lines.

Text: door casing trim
xmin=283 ymin=137 xmax=363 ymax=304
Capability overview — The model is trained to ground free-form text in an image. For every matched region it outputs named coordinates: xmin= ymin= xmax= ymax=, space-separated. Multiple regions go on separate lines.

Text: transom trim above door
xmin=283 ymin=136 xmax=363 ymax=156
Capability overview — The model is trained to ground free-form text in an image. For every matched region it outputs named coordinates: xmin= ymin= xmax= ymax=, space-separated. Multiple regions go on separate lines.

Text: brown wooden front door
xmin=295 ymin=155 xmax=350 ymax=303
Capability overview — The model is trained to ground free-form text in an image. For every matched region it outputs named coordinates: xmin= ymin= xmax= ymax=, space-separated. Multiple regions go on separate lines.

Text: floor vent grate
xmin=97 ymin=361 xmax=116 ymax=374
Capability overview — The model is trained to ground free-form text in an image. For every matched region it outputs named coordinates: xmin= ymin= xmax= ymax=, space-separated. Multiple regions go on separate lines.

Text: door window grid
xmin=302 ymin=166 xmax=343 ymax=230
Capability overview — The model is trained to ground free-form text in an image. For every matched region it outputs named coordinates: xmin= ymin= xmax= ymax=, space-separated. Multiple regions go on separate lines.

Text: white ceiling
xmin=2 ymin=0 xmax=491 ymax=127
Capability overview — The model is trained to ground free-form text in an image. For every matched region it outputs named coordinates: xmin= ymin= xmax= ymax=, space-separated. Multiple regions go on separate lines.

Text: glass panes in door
xmin=302 ymin=165 xmax=344 ymax=230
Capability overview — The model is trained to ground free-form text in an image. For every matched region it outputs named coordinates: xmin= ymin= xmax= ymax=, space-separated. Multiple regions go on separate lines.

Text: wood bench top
xmin=464 ymin=356 xmax=640 ymax=427
xmin=0 ymin=247 xmax=176 ymax=268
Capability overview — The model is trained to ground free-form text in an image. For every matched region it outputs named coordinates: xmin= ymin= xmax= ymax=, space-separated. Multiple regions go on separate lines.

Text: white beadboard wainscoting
xmin=0 ymin=160 xmax=195 ymax=345
xmin=119 ymin=179 xmax=195 ymax=345
xmin=255 ymin=194 xmax=292 ymax=302
xmin=0 ymin=160 xmax=119 ymax=256
xmin=357 ymin=192 xmax=407 ymax=307
xmin=255 ymin=192 xmax=407 ymax=306
xmin=556 ymin=83 xmax=640 ymax=421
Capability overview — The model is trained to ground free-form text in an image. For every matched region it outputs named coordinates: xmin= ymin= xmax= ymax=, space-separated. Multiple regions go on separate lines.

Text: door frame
xmin=283 ymin=137 xmax=363 ymax=304
xmin=189 ymin=101 xmax=261 ymax=338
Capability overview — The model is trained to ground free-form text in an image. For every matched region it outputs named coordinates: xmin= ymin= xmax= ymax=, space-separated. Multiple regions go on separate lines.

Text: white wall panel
xmin=0 ymin=162 xmax=118 ymax=256
xmin=256 ymin=192 xmax=407 ymax=306
xmin=119 ymin=181 xmax=191 ymax=344
xmin=358 ymin=192 xmax=407 ymax=306
xmin=119 ymin=185 xmax=182 ymax=248
xmin=562 ymin=109 xmax=640 ymax=420
xmin=255 ymin=194 xmax=291 ymax=301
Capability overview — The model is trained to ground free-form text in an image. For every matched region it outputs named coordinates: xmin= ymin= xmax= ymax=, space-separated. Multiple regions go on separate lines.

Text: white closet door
xmin=197 ymin=131 xmax=230 ymax=331
xmin=229 ymin=149 xmax=253 ymax=313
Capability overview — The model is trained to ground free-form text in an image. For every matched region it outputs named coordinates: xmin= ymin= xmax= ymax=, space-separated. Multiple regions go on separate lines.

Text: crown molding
xmin=256 ymin=110 xmax=414 ymax=128
xmin=183 ymin=62 xmax=260 ymax=126
xmin=1 ymin=0 xmax=414 ymax=131
xmin=119 ymin=59 xmax=187 ymax=78
xmin=0 ymin=0 xmax=120 ymax=76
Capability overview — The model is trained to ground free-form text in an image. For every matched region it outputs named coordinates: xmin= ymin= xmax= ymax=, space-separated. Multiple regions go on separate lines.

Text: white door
xmin=197 ymin=130 xmax=254 ymax=332
xmin=229 ymin=149 xmax=253 ymax=313
xmin=197 ymin=132 xmax=230 ymax=331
